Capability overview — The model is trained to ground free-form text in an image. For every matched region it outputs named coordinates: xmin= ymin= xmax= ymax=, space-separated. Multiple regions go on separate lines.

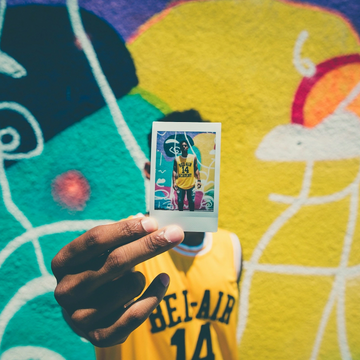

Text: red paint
xmin=52 ymin=170 xmax=90 ymax=210
xmin=291 ymin=54 xmax=360 ymax=126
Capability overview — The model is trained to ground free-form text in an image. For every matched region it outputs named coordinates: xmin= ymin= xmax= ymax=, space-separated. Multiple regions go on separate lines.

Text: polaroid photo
xmin=149 ymin=121 xmax=221 ymax=232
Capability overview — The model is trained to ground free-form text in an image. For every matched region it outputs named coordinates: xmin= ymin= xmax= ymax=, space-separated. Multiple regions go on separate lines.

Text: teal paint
xmin=0 ymin=93 xmax=166 ymax=359
xmin=2 ymin=293 xmax=95 ymax=359
xmin=4 ymin=94 xmax=163 ymax=228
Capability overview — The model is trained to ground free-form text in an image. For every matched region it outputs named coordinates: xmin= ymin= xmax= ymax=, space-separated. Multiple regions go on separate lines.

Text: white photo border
xmin=150 ymin=121 xmax=221 ymax=232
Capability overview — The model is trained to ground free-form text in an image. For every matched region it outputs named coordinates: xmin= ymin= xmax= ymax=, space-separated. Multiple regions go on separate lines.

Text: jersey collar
xmin=172 ymin=232 xmax=212 ymax=257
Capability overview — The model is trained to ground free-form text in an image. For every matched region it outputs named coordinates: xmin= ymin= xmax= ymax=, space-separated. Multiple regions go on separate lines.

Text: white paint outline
xmin=335 ymin=81 xmax=360 ymax=115
xmin=270 ymin=166 xmax=360 ymax=205
xmin=0 ymin=276 xmax=56 ymax=348
xmin=239 ymin=154 xmax=360 ymax=359
xmin=1 ymin=346 xmax=66 ymax=360
xmin=0 ymin=219 xmax=114 ymax=357
xmin=0 ymin=3 xmax=357 ymax=358
xmin=0 ymin=0 xmax=26 ymax=78
xmin=0 ymin=102 xmax=43 ymax=160
xmin=66 ymin=0 xmax=148 ymax=172
xmin=0 ymin=219 xmax=114 ymax=269
xmin=293 ymin=30 xmax=316 ymax=77
xmin=0 ymin=0 xmax=6 ymax=43
xmin=238 ymin=160 xmax=314 ymax=342
xmin=244 ymin=262 xmax=360 ymax=277
xmin=310 ymin=177 xmax=358 ymax=360
xmin=244 ymin=72 xmax=360 ymax=355
xmin=0 ymin=102 xmax=47 ymax=277
xmin=0 ymin=1 xmax=151 ymax=357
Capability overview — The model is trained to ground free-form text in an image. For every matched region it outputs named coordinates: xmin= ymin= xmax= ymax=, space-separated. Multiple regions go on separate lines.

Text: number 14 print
xmin=171 ymin=323 xmax=214 ymax=360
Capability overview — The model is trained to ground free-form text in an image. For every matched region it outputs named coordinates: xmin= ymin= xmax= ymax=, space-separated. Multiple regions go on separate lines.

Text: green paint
xmin=0 ymin=93 xmax=169 ymax=358
xmin=129 ymin=86 xmax=173 ymax=115
xmin=1 ymin=293 xmax=95 ymax=359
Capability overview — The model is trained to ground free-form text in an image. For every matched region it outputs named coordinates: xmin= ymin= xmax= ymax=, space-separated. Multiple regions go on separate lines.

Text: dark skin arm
xmin=172 ymin=159 xmax=178 ymax=191
xmin=194 ymin=156 xmax=201 ymax=189
xmin=51 ymin=217 xmax=184 ymax=347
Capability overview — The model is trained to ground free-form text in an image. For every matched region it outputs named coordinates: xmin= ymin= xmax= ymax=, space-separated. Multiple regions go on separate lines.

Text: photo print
xmin=150 ymin=121 xmax=221 ymax=232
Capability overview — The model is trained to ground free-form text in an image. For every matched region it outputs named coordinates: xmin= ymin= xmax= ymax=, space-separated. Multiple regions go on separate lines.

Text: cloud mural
xmin=256 ymin=111 xmax=360 ymax=161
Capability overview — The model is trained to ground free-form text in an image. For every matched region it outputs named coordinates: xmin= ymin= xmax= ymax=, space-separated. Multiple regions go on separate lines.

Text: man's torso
xmin=96 ymin=229 xmax=241 ymax=360
xmin=176 ymin=154 xmax=196 ymax=190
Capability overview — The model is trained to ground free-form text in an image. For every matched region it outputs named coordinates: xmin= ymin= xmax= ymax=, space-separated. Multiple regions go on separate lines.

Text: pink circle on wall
xmin=52 ymin=170 xmax=90 ymax=210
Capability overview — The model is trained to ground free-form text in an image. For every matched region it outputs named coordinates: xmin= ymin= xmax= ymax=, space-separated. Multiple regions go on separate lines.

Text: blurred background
xmin=0 ymin=0 xmax=359 ymax=359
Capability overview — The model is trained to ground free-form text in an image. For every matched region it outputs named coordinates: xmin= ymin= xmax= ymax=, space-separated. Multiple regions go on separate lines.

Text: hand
xmin=51 ymin=217 xmax=184 ymax=347
xmin=197 ymin=181 xmax=201 ymax=189
xmin=173 ymin=185 xmax=178 ymax=191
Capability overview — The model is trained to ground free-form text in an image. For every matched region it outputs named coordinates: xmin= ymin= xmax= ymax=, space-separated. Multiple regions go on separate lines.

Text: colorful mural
xmin=0 ymin=0 xmax=359 ymax=359
xmin=154 ymin=130 xmax=216 ymax=211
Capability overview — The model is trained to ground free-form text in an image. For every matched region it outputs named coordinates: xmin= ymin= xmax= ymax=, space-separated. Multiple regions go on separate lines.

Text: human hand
xmin=173 ymin=185 xmax=178 ymax=191
xmin=196 ymin=181 xmax=201 ymax=189
xmin=51 ymin=217 xmax=184 ymax=347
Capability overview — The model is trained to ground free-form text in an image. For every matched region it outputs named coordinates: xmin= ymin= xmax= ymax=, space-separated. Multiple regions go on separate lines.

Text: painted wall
xmin=0 ymin=0 xmax=359 ymax=359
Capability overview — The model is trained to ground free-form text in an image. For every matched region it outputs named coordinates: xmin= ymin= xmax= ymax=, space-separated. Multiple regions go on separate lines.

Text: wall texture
xmin=0 ymin=0 xmax=359 ymax=359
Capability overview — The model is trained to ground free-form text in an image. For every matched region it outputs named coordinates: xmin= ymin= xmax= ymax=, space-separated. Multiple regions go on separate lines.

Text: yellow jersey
xmin=175 ymin=154 xmax=197 ymax=190
xmin=96 ymin=229 xmax=241 ymax=360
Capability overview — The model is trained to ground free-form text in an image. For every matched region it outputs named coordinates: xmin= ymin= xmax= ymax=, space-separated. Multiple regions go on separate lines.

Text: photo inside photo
xmin=150 ymin=122 xmax=221 ymax=232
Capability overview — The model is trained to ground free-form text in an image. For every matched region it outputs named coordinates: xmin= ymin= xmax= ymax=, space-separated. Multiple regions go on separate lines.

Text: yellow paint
xmin=128 ymin=0 xmax=360 ymax=358
xmin=260 ymin=197 xmax=351 ymax=267
xmin=318 ymin=305 xmax=342 ymax=360
xmin=345 ymin=278 xmax=360 ymax=358
xmin=193 ymin=133 xmax=216 ymax=190
xmin=239 ymin=273 xmax=334 ymax=360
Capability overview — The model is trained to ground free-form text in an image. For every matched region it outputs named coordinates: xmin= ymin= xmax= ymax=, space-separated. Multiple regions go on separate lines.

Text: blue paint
xmin=7 ymin=0 xmax=171 ymax=40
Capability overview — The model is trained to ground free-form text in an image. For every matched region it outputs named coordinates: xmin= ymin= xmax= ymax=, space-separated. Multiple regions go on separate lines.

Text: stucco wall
xmin=0 ymin=0 xmax=359 ymax=359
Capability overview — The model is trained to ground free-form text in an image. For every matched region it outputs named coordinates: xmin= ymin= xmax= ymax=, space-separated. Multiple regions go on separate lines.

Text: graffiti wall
xmin=0 ymin=0 xmax=359 ymax=359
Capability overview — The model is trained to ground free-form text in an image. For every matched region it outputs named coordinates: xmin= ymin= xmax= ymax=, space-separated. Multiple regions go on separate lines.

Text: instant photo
xmin=150 ymin=122 xmax=221 ymax=232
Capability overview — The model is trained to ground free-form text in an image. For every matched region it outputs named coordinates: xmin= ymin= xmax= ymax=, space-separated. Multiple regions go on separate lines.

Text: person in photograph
xmin=172 ymin=138 xmax=201 ymax=211
xmin=52 ymin=110 xmax=242 ymax=360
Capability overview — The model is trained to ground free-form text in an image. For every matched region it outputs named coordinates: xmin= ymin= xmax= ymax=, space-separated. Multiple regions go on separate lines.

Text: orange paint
xmin=304 ymin=63 xmax=360 ymax=127
xmin=292 ymin=54 xmax=360 ymax=127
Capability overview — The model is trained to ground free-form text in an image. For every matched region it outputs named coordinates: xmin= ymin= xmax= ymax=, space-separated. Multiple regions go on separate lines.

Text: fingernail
xmin=141 ymin=217 xmax=158 ymax=233
xmin=164 ymin=225 xmax=184 ymax=243
xmin=159 ymin=273 xmax=170 ymax=288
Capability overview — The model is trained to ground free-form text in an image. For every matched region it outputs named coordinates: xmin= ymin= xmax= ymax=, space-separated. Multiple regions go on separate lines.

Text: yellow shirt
xmin=96 ymin=229 xmax=241 ymax=360
xmin=175 ymin=154 xmax=196 ymax=190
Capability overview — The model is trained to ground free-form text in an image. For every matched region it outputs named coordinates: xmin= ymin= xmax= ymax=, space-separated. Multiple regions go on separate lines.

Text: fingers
xmin=54 ymin=225 xmax=183 ymax=305
xmin=52 ymin=217 xmax=159 ymax=278
xmin=68 ymin=271 xmax=146 ymax=328
xmin=97 ymin=226 xmax=183 ymax=284
xmin=85 ymin=273 xmax=170 ymax=347
xmin=52 ymin=216 xmax=184 ymax=347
